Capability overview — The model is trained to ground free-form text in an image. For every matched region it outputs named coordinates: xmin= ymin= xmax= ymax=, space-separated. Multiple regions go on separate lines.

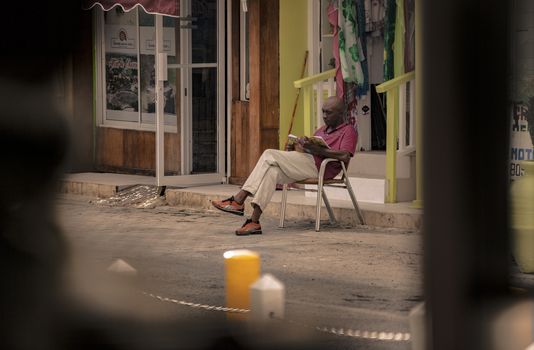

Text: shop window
xmin=96 ymin=7 xmax=178 ymax=131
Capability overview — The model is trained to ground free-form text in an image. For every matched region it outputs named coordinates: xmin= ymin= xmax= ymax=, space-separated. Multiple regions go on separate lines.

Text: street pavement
xmin=55 ymin=193 xmax=423 ymax=350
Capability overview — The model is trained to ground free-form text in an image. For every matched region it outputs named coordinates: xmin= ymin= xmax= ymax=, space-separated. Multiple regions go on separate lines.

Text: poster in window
xmin=105 ymin=53 xmax=139 ymax=112
xmin=104 ymin=25 xmax=139 ymax=121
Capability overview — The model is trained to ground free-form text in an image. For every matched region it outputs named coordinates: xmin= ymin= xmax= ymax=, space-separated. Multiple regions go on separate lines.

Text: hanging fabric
xmin=365 ymin=0 xmax=386 ymax=33
xmin=355 ymin=0 xmax=369 ymax=97
xmin=327 ymin=1 xmax=344 ymax=97
xmin=342 ymin=0 xmax=370 ymax=131
xmin=403 ymin=0 xmax=415 ymax=72
xmin=335 ymin=0 xmax=369 ymax=135
xmin=393 ymin=0 xmax=405 ymax=76
xmin=338 ymin=0 xmax=367 ymax=94
xmin=383 ymin=0 xmax=396 ymax=81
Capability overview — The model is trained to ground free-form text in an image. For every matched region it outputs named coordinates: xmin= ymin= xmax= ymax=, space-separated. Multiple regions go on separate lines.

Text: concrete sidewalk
xmin=60 ymin=172 xmax=422 ymax=230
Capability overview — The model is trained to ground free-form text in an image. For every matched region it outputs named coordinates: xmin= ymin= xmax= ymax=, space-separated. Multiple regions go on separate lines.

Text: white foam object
xmin=409 ymin=302 xmax=425 ymax=350
xmin=250 ymin=273 xmax=285 ymax=320
xmin=107 ymin=259 xmax=138 ymax=276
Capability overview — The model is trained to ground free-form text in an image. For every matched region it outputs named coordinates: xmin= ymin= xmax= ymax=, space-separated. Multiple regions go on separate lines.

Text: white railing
xmin=397 ymin=77 xmax=416 ymax=156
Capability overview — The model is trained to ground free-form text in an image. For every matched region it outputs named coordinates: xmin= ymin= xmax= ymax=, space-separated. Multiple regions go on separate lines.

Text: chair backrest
xmin=331 ymin=159 xmax=350 ymax=181
xmin=340 ymin=159 xmax=350 ymax=180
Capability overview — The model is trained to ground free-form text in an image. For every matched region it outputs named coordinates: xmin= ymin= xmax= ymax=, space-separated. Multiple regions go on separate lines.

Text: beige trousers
xmin=241 ymin=149 xmax=318 ymax=211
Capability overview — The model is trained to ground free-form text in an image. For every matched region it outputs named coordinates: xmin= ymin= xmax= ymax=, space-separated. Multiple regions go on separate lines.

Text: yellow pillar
xmin=224 ymin=249 xmax=260 ymax=320
xmin=303 ymin=86 xmax=313 ymax=136
xmin=386 ymin=89 xmax=399 ymax=203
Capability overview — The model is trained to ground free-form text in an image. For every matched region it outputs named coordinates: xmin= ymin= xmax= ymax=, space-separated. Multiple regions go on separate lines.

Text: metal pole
xmin=155 ymin=15 xmax=165 ymax=186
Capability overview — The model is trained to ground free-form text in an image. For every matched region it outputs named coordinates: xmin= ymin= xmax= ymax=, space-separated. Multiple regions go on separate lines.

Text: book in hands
xmin=287 ymin=134 xmax=330 ymax=149
xmin=308 ymin=135 xmax=330 ymax=149
xmin=287 ymin=134 xmax=299 ymax=145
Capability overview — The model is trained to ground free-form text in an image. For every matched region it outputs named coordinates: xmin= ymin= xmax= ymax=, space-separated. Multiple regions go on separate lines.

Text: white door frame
xmin=155 ymin=0 xmax=226 ymax=187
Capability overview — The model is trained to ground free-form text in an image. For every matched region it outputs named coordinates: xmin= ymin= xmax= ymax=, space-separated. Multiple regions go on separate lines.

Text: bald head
xmin=322 ymin=96 xmax=346 ymax=128
xmin=324 ymin=96 xmax=345 ymax=114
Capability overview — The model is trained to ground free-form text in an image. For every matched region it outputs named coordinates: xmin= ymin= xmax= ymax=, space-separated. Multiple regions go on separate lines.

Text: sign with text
xmin=139 ymin=27 xmax=176 ymax=56
xmin=510 ymin=102 xmax=534 ymax=179
xmin=105 ymin=25 xmax=137 ymax=54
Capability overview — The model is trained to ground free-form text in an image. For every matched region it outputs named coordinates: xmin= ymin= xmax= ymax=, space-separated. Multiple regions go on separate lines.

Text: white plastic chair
xmin=278 ymin=158 xmax=365 ymax=231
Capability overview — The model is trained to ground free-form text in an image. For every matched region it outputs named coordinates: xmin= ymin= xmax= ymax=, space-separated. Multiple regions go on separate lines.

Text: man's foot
xmin=211 ymin=196 xmax=245 ymax=216
xmin=235 ymin=219 xmax=262 ymax=236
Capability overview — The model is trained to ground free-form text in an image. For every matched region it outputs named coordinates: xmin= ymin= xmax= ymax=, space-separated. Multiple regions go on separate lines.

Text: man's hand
xmin=294 ymin=141 xmax=306 ymax=153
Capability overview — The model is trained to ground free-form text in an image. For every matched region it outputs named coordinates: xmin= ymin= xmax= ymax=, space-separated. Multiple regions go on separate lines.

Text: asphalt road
xmin=55 ymin=193 xmax=423 ymax=350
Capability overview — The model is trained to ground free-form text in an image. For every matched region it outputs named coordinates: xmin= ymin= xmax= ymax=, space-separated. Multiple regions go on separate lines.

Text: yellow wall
xmin=279 ymin=0 xmax=308 ymax=149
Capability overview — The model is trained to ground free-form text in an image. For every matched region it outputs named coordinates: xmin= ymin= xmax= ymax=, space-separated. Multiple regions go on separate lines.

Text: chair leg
xmin=316 ymin=182 xmax=323 ymax=232
xmin=344 ymin=175 xmax=365 ymax=225
xmin=322 ymin=189 xmax=337 ymax=225
xmin=279 ymin=183 xmax=288 ymax=228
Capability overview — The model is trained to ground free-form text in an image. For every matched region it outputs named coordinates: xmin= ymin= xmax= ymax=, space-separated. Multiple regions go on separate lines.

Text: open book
xmin=287 ymin=134 xmax=299 ymax=145
xmin=307 ymin=135 xmax=330 ymax=148
xmin=288 ymin=134 xmax=330 ymax=149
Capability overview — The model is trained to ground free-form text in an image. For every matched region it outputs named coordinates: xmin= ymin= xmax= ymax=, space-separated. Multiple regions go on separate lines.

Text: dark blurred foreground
xmin=0 ymin=0 xmax=530 ymax=349
xmin=0 ymin=2 xmax=327 ymax=349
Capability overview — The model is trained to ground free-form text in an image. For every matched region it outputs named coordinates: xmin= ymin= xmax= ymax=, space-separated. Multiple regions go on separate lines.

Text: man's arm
xmin=303 ymin=142 xmax=352 ymax=163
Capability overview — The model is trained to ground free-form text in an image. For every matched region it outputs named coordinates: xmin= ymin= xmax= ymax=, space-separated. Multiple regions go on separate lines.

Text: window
xmin=96 ymin=7 xmax=178 ymax=131
xmin=319 ymin=0 xmax=336 ymax=72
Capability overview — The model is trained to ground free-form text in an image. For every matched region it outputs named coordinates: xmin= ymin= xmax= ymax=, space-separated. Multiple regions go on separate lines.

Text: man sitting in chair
xmin=212 ymin=96 xmax=357 ymax=236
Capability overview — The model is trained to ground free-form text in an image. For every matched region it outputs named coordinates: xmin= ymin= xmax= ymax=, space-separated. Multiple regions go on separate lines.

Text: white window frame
xmin=308 ymin=0 xmax=339 ymax=76
xmin=308 ymin=0 xmax=321 ymax=76
xmin=94 ymin=8 xmax=178 ymax=133
xmin=239 ymin=4 xmax=249 ymax=101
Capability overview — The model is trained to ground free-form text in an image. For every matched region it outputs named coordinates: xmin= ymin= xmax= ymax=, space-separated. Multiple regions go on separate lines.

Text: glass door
xmin=156 ymin=0 xmax=225 ymax=186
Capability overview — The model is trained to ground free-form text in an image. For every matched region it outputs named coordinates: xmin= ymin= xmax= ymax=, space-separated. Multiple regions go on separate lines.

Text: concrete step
xmin=165 ymin=185 xmax=422 ymax=230
xmin=341 ymin=151 xmax=417 ymax=203
xmin=306 ymin=176 xmax=385 ymax=203
xmin=306 ymin=176 xmax=416 ymax=204
xmin=348 ymin=151 xmax=414 ymax=178
xmin=59 ymin=173 xmax=422 ymax=230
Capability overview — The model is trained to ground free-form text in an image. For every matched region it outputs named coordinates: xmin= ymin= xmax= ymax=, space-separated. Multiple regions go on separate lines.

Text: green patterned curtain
xmin=338 ymin=0 xmax=368 ymax=96
xmin=383 ymin=0 xmax=396 ymax=81
xmin=394 ymin=0 xmax=405 ymax=76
